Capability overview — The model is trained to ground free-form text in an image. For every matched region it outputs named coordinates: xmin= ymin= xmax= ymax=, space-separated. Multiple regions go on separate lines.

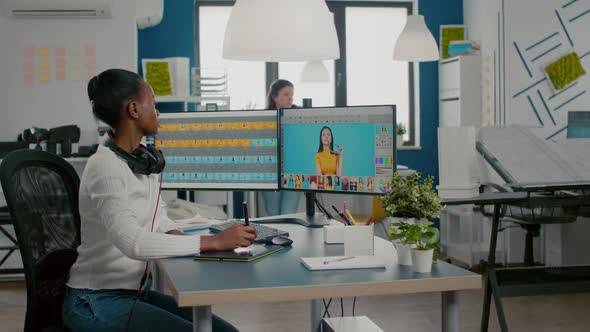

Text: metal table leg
xmin=489 ymin=268 xmax=509 ymax=331
xmin=481 ymin=203 xmax=501 ymax=332
xmin=442 ymin=291 xmax=459 ymax=332
xmin=311 ymin=299 xmax=323 ymax=332
xmin=192 ymin=306 xmax=212 ymax=332
xmin=481 ymin=203 xmax=509 ymax=332
xmin=480 ymin=274 xmax=492 ymax=332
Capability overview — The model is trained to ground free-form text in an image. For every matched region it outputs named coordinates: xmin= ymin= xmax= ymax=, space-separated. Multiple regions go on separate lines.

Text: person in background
xmin=261 ymin=79 xmax=302 ymax=216
xmin=62 ymin=69 xmax=255 ymax=332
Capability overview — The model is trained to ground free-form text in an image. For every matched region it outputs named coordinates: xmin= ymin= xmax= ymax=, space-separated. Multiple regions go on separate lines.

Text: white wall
xmin=464 ymin=0 xmax=590 ymax=135
xmin=0 ymin=0 xmax=137 ymax=145
xmin=464 ymin=0 xmax=590 ymax=266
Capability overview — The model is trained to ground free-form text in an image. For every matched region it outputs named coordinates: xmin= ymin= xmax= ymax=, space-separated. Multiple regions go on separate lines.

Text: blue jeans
xmin=261 ymin=191 xmax=302 ymax=215
xmin=62 ymin=287 xmax=239 ymax=332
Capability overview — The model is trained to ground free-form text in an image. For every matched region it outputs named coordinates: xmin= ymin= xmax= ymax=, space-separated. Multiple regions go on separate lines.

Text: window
xmin=345 ymin=7 xmax=411 ymax=143
xmin=198 ymin=6 xmax=266 ymax=110
xmin=278 ymin=61 xmax=335 ymax=107
xmin=196 ymin=1 xmax=416 ymax=145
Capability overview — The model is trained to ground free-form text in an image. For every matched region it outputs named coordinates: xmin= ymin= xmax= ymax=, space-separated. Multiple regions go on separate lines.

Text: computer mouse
xmin=267 ymin=236 xmax=293 ymax=247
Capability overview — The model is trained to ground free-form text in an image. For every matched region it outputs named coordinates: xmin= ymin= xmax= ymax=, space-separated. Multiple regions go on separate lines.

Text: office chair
xmin=0 ymin=150 xmax=81 ymax=332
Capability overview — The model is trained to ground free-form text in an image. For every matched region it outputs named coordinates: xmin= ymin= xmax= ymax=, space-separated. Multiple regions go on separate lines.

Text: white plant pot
xmin=396 ymin=134 xmax=404 ymax=147
xmin=411 ymin=249 xmax=434 ymax=273
xmin=395 ymin=243 xmax=413 ymax=266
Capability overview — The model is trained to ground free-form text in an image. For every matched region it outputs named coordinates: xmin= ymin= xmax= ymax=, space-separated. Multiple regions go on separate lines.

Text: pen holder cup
xmin=324 ymin=225 xmax=345 ymax=244
xmin=344 ymin=224 xmax=374 ymax=256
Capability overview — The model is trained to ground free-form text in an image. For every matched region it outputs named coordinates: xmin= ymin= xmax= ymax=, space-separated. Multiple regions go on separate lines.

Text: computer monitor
xmin=280 ymin=105 xmax=396 ymax=195
xmin=154 ymin=110 xmax=279 ymax=190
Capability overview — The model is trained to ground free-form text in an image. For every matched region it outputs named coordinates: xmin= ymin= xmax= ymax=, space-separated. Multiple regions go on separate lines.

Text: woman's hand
xmin=337 ymin=145 xmax=344 ymax=157
xmin=201 ymin=224 xmax=256 ymax=251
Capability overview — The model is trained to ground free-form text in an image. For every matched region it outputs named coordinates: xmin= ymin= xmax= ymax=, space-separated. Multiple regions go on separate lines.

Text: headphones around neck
xmin=103 ymin=131 xmax=166 ymax=175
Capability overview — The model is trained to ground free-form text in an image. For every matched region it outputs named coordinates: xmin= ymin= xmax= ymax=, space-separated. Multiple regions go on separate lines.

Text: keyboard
xmin=209 ymin=220 xmax=290 ymax=242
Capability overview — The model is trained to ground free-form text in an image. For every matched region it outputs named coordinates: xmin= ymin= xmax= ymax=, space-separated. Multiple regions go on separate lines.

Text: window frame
xmin=195 ymin=0 xmax=418 ymax=146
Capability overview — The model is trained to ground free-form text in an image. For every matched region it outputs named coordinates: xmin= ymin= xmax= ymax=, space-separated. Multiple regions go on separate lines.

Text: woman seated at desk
xmin=62 ymin=69 xmax=255 ymax=332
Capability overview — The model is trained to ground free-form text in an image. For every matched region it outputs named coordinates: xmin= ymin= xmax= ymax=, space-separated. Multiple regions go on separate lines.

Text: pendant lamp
xmin=393 ymin=15 xmax=439 ymax=62
xmin=223 ymin=0 xmax=340 ymax=61
xmin=300 ymin=61 xmax=330 ymax=82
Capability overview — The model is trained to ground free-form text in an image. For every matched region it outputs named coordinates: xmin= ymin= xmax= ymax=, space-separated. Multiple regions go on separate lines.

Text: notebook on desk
xmin=301 ymin=255 xmax=386 ymax=271
xmin=194 ymin=244 xmax=283 ymax=262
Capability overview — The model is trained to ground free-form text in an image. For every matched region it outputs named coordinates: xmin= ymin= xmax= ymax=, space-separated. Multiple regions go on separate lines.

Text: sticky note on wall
xmin=38 ymin=46 xmax=50 ymax=56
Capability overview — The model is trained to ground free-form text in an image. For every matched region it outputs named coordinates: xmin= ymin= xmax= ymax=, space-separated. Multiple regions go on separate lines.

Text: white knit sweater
xmin=67 ymin=145 xmax=202 ymax=290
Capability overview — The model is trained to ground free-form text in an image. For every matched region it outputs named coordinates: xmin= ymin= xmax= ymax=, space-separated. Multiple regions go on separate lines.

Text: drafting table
xmin=444 ymin=127 xmax=590 ymax=332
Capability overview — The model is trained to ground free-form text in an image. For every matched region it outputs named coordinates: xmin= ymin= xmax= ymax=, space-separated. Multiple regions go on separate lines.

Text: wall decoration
xmin=142 ymin=60 xmax=174 ymax=96
xmin=21 ymin=44 xmax=97 ymax=84
xmin=567 ymin=111 xmax=590 ymax=138
xmin=544 ymin=51 xmax=586 ymax=90
xmin=502 ymin=0 xmax=590 ymax=141
xmin=440 ymin=25 xmax=466 ymax=59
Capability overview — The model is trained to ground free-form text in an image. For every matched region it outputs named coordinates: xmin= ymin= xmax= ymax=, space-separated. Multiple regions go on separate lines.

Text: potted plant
xmin=396 ymin=123 xmax=406 ymax=148
xmin=379 ymin=172 xmax=442 ymax=270
xmin=389 ymin=221 xmax=413 ymax=265
xmin=404 ymin=221 xmax=440 ymax=273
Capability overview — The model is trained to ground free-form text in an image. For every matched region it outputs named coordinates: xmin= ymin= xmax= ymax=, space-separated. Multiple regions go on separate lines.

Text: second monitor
xmin=155 ymin=110 xmax=279 ymax=190
xmin=280 ymin=105 xmax=396 ymax=195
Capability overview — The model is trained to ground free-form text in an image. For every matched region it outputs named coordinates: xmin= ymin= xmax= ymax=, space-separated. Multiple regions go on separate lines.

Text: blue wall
xmin=397 ymin=0 xmax=463 ymax=183
xmin=137 ymin=0 xmax=464 ymax=183
xmin=138 ymin=0 xmax=195 ymax=112
xmin=137 ymin=0 xmax=195 ymax=73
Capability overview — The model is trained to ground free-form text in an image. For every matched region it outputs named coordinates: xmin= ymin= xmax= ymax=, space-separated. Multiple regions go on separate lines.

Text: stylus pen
xmin=242 ymin=201 xmax=249 ymax=226
xmin=323 ymin=256 xmax=354 ymax=265
xmin=331 ymin=205 xmax=351 ymax=225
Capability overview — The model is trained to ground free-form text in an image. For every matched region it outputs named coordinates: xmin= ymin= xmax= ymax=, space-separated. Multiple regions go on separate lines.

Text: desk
xmin=156 ymin=224 xmax=481 ymax=332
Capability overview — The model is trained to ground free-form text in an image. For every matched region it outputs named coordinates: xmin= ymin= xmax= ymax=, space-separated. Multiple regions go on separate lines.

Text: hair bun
xmin=87 ymin=75 xmax=100 ymax=101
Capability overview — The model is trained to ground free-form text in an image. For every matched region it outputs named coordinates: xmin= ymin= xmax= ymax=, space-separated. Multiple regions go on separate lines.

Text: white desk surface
xmin=156 ymin=224 xmax=481 ymax=307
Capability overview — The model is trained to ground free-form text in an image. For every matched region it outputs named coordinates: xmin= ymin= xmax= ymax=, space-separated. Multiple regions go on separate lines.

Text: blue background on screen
xmin=283 ymin=123 xmax=375 ymax=176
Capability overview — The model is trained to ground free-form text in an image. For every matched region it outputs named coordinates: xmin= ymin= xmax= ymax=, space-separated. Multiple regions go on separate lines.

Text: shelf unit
xmin=438 ymin=55 xmax=481 ymax=127
xmin=155 ymin=95 xmax=231 ymax=112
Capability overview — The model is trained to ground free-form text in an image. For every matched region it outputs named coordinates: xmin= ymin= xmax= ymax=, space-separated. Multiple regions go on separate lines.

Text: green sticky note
xmin=145 ymin=62 xmax=173 ymax=96
xmin=545 ymin=52 xmax=586 ymax=90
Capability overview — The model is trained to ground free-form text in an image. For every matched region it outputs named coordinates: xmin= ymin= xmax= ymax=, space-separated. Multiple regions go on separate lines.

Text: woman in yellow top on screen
xmin=315 ymin=126 xmax=343 ymax=176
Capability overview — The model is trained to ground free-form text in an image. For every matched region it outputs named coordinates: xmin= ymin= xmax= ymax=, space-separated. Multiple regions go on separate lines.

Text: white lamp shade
xmin=393 ymin=15 xmax=439 ymax=62
xmin=300 ymin=61 xmax=330 ymax=82
xmin=223 ymin=0 xmax=340 ymax=61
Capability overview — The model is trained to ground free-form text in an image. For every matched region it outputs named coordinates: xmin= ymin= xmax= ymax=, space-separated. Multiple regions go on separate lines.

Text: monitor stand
xmin=250 ymin=192 xmax=330 ymax=228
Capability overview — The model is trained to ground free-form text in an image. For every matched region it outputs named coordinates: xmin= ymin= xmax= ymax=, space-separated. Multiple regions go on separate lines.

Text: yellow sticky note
xmin=39 ymin=71 xmax=50 ymax=81
xmin=38 ymin=46 xmax=50 ymax=56
xmin=39 ymin=58 xmax=50 ymax=69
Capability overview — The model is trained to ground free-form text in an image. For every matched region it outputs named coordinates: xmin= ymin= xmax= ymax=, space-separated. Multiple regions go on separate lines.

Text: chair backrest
xmin=0 ymin=150 xmax=81 ymax=332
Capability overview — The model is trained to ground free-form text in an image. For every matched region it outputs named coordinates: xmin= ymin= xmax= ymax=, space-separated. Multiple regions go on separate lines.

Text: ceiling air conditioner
xmin=3 ymin=0 xmax=112 ymax=19
xmin=136 ymin=0 xmax=163 ymax=29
